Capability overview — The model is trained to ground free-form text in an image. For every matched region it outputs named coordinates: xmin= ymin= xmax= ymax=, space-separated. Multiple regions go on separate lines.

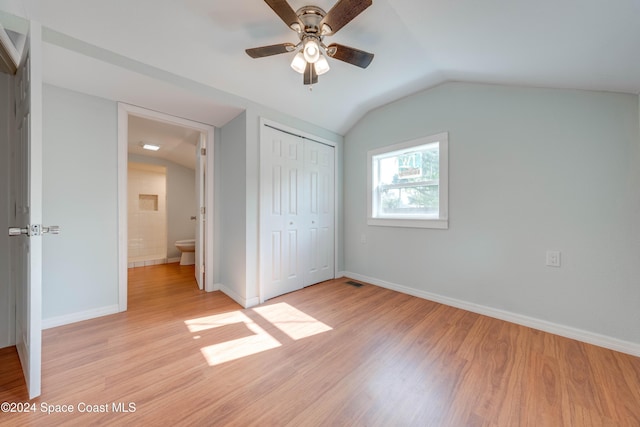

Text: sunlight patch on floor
xmin=185 ymin=303 xmax=332 ymax=366
xmin=253 ymin=302 xmax=333 ymax=340
xmin=185 ymin=311 xmax=281 ymax=366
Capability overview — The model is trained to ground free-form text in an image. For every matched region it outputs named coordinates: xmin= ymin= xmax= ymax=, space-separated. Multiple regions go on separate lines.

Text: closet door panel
xmin=304 ymin=140 xmax=335 ymax=286
xmin=260 ymin=127 xmax=305 ymax=300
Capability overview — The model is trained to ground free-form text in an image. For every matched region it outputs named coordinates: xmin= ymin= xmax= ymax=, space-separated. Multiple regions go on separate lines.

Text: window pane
xmin=380 ymin=185 xmax=439 ymax=215
xmin=377 ymin=144 xmax=439 ymax=185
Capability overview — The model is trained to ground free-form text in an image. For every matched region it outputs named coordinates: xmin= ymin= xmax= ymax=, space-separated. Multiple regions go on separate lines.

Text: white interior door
xmin=260 ymin=126 xmax=305 ymax=300
xmin=304 ymin=140 xmax=335 ymax=286
xmin=8 ymin=21 xmax=42 ymax=399
xmin=195 ymin=133 xmax=205 ymax=290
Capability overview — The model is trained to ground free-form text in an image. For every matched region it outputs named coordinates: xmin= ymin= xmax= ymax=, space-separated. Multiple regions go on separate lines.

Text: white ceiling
xmin=3 ymin=0 xmax=640 ymax=135
xmin=128 ymin=115 xmax=199 ymax=170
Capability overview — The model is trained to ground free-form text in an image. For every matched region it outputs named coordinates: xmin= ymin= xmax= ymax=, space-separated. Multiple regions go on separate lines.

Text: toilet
xmin=175 ymin=239 xmax=196 ymax=265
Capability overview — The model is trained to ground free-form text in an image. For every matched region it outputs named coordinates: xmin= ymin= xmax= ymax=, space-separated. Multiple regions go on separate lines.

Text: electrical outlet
xmin=360 ymin=233 xmax=367 ymax=244
xmin=546 ymin=250 xmax=561 ymax=267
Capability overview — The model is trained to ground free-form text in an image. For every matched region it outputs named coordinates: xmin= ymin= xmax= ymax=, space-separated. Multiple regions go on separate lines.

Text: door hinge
xmin=200 ymin=206 xmax=206 ymax=215
xmin=201 ymin=148 xmax=206 ymax=156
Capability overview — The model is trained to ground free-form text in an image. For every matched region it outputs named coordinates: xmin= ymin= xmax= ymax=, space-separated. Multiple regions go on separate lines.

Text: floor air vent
xmin=345 ymin=280 xmax=363 ymax=288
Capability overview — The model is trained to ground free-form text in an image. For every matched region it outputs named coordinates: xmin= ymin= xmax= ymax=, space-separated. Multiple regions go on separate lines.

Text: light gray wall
xmin=0 ymin=72 xmax=12 ymax=348
xmin=42 ymin=84 xmax=119 ymax=319
xmin=344 ymin=82 xmax=640 ymax=345
xmin=219 ymin=112 xmax=247 ymax=299
xmin=244 ymin=110 xmax=259 ymax=303
xmin=38 ymin=82 xmax=342 ymax=320
xmin=212 ymin=127 xmax=222 ymax=285
xmin=128 ymin=154 xmax=197 ymax=259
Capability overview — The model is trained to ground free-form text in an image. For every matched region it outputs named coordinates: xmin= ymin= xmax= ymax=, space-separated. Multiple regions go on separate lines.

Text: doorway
xmin=117 ymin=103 xmax=215 ymax=312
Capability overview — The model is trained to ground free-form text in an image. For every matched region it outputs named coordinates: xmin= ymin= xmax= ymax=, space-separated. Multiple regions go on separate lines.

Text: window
xmin=368 ymin=132 xmax=448 ymax=229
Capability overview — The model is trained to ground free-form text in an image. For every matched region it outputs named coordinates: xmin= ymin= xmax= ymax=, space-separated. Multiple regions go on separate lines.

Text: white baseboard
xmin=344 ymin=271 xmax=640 ymax=358
xmin=245 ymin=297 xmax=260 ymax=308
xmin=217 ymin=283 xmax=260 ymax=308
xmin=42 ymin=305 xmax=120 ymax=330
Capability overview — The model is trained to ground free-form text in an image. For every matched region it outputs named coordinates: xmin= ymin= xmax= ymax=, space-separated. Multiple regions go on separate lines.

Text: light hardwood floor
xmin=1 ymin=263 xmax=639 ymax=426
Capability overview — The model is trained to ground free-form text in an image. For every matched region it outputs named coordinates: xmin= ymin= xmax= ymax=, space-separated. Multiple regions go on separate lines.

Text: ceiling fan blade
xmin=319 ymin=0 xmax=372 ymax=35
xmin=264 ymin=0 xmax=303 ymax=30
xmin=327 ymin=43 xmax=374 ymax=68
xmin=303 ymin=63 xmax=318 ymax=85
xmin=245 ymin=43 xmax=296 ymax=58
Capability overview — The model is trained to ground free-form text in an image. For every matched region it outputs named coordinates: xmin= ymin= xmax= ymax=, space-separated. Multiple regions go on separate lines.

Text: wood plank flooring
xmin=1 ymin=263 xmax=640 ymax=426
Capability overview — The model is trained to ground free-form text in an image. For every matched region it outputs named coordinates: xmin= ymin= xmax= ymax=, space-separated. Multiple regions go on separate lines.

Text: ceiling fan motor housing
xmin=294 ymin=6 xmax=328 ymax=35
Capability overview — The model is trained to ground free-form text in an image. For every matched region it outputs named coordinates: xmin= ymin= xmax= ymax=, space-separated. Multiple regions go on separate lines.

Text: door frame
xmin=117 ymin=103 xmax=215 ymax=311
xmin=258 ymin=118 xmax=339 ymax=304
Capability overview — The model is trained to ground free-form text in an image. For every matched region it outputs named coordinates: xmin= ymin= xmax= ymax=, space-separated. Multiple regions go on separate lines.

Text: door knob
xmin=8 ymin=227 xmax=28 ymax=236
xmin=8 ymin=225 xmax=60 ymax=236
xmin=43 ymin=225 xmax=60 ymax=234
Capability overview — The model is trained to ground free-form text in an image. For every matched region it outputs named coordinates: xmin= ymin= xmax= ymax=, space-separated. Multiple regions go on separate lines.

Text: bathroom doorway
xmin=117 ymin=103 xmax=215 ymax=312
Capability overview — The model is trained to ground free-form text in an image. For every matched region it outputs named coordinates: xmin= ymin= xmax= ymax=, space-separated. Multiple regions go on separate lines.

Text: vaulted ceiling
xmin=3 ymin=0 xmax=640 ymax=135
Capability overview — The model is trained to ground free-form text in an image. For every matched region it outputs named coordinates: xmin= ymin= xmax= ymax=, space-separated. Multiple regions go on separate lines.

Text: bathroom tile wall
xmin=128 ymin=162 xmax=167 ymax=264
xmin=128 ymin=153 xmax=197 ymax=262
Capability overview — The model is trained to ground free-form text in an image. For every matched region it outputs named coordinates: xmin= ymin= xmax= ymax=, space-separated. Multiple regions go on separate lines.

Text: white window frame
xmin=367 ymin=132 xmax=448 ymax=229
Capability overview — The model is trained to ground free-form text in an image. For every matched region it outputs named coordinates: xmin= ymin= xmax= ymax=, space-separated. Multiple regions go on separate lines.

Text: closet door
xmin=260 ymin=126 xmax=305 ymax=300
xmin=260 ymin=124 xmax=335 ymax=302
xmin=304 ymin=140 xmax=335 ymax=286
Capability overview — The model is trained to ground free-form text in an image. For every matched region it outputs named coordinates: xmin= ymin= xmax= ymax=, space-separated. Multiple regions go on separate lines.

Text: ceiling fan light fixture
xmin=303 ymin=38 xmax=320 ymax=63
xmin=290 ymin=51 xmax=306 ymax=74
xmin=315 ymin=55 xmax=330 ymax=75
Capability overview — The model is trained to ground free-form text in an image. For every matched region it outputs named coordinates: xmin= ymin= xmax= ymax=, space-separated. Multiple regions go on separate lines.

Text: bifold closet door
xmin=260 ymin=125 xmax=335 ymax=301
xmin=304 ymin=140 xmax=334 ymax=286
xmin=260 ymin=127 xmax=305 ymax=300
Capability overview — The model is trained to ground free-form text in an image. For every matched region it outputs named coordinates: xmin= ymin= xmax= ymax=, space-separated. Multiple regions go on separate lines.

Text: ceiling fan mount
xmin=246 ymin=0 xmax=374 ymax=86
xmin=293 ymin=5 xmax=327 ymax=34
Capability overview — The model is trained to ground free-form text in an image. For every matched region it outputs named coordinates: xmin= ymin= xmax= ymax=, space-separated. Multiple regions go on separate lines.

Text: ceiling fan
xmin=246 ymin=0 xmax=374 ymax=85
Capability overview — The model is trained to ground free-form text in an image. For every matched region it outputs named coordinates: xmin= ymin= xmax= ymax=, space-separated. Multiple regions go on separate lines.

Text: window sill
xmin=367 ymin=218 xmax=448 ymax=229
